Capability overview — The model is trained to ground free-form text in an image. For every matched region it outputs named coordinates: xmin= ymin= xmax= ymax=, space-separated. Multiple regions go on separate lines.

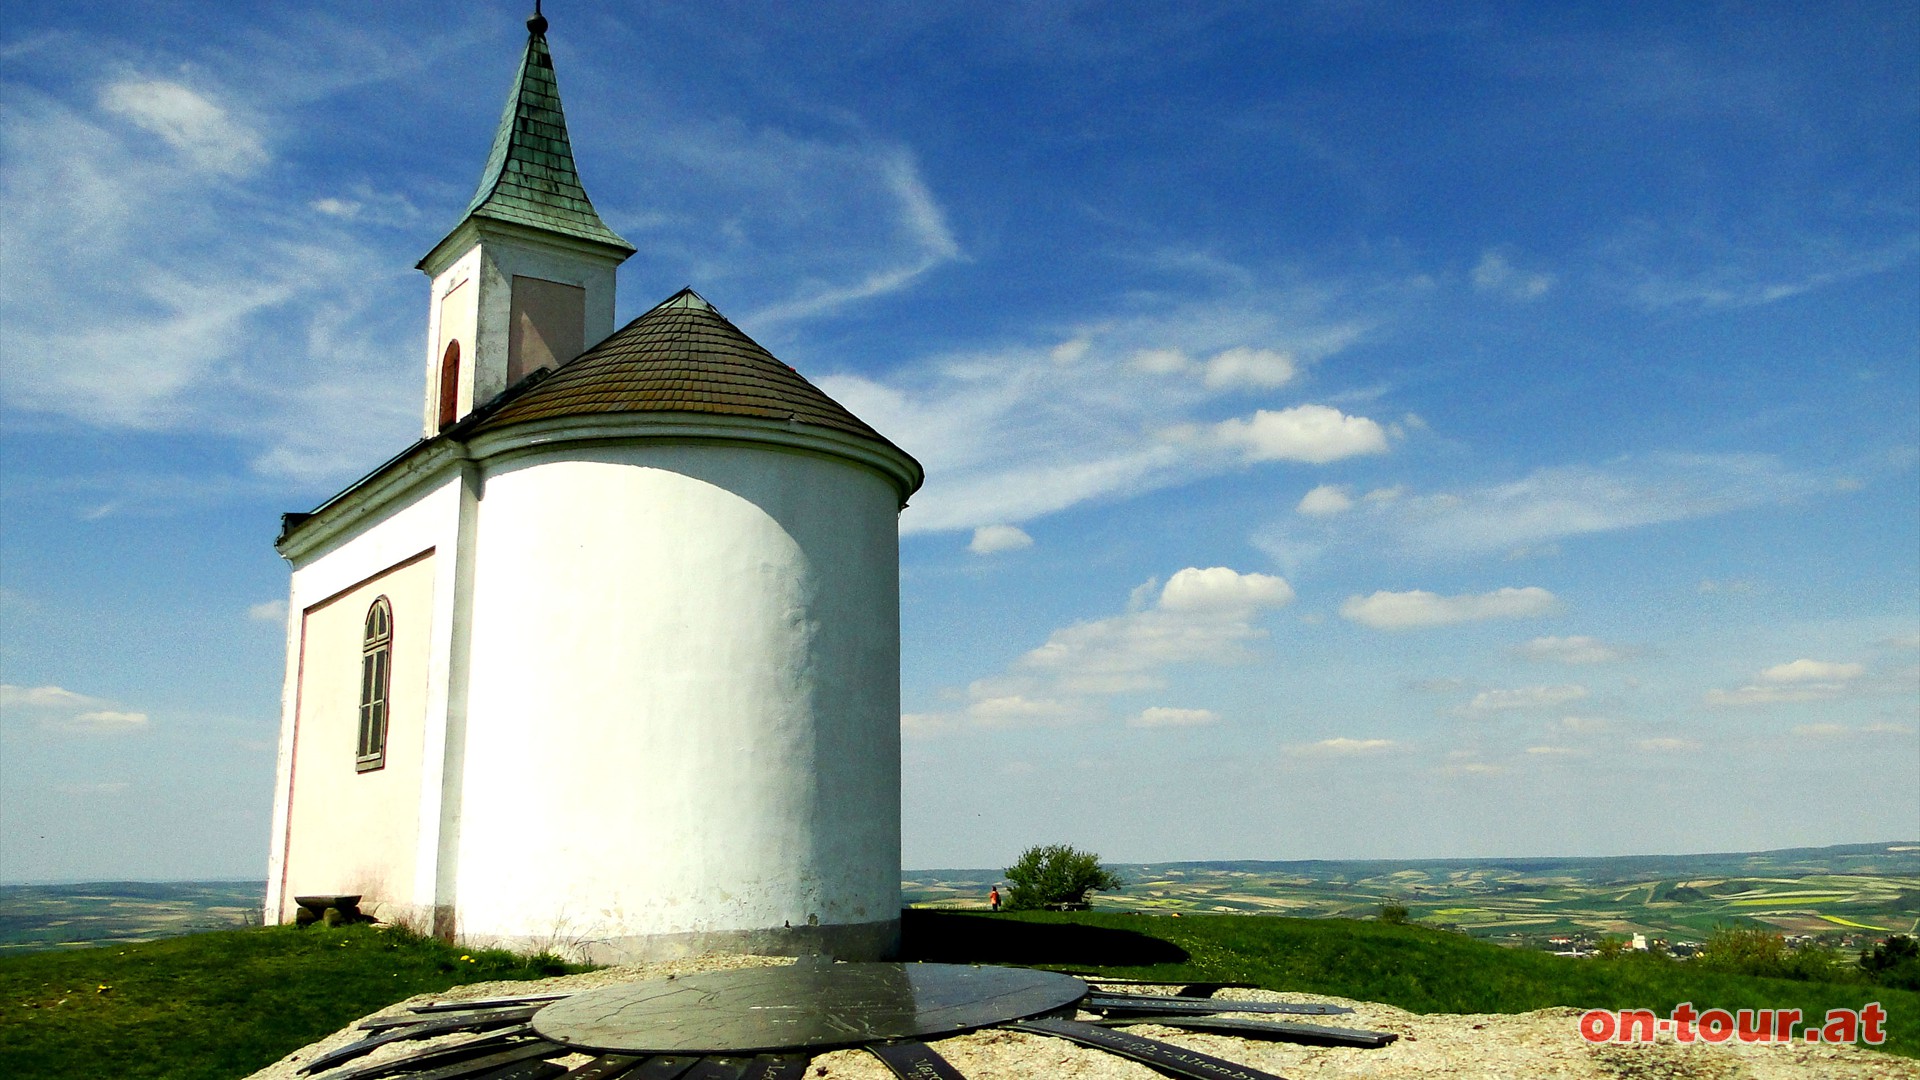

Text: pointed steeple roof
xmin=475 ymin=289 xmax=914 ymax=471
xmin=425 ymin=9 xmax=634 ymax=261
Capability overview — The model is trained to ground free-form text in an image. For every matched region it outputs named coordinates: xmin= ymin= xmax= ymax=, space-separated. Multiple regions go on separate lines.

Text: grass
xmin=4 ymin=911 xmax=1913 ymax=1077
xmin=902 ymin=909 xmax=1920 ymax=1058
xmin=0 ymin=923 xmax=583 ymax=1080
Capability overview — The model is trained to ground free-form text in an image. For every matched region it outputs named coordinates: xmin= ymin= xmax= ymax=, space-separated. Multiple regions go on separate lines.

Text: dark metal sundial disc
xmin=531 ymin=961 xmax=1088 ymax=1054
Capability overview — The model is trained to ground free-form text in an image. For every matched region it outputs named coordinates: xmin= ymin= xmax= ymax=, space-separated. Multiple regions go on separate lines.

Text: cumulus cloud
xmin=1293 ymin=737 xmax=1400 ymax=755
xmin=1759 ymin=659 xmax=1864 ymax=683
xmin=967 ymin=524 xmax=1034 ymax=555
xmin=1296 ymin=484 xmax=1353 ymax=516
xmin=1513 ymin=635 xmax=1628 ymax=664
xmin=1458 ymin=684 xmax=1589 ymax=716
xmin=1211 ymin=405 xmax=1390 ymax=464
xmin=1707 ymin=658 xmax=1868 ymax=706
xmin=820 ymin=280 xmax=1391 ymax=535
xmin=1340 ymin=587 xmax=1559 ymax=630
xmin=1020 ymin=567 xmax=1294 ymax=692
xmin=1131 ymin=706 xmax=1219 ymax=728
xmin=906 ymin=567 xmax=1293 ymax=733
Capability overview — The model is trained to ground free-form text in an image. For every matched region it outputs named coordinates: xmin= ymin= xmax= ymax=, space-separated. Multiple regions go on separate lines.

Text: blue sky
xmin=1 ymin=1 xmax=1915 ymax=882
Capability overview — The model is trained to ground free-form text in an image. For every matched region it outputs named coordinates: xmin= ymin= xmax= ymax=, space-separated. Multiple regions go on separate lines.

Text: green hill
xmin=2 ymin=911 xmax=1912 ymax=1078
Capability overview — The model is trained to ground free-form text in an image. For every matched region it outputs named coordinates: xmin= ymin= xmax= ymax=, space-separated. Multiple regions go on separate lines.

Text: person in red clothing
xmin=989 ymin=885 xmax=1001 ymax=911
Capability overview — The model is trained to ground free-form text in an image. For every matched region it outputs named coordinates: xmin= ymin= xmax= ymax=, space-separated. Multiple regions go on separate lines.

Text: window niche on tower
xmin=437 ymin=340 xmax=461 ymax=431
xmin=508 ymin=275 xmax=586 ymax=384
xmin=357 ymin=597 xmax=393 ymax=772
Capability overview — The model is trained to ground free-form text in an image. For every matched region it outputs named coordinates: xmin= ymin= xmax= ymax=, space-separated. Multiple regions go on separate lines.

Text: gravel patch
xmin=246 ymin=958 xmax=1917 ymax=1080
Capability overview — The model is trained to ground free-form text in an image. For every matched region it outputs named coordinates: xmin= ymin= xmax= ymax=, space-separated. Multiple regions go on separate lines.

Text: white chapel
xmin=264 ymin=7 xmax=923 ymax=963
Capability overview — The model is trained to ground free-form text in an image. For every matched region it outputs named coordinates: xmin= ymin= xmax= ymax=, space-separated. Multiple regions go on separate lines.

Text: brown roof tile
xmin=473 ymin=289 xmax=907 ymax=457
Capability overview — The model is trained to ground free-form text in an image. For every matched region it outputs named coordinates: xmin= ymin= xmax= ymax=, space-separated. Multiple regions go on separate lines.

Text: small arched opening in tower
xmin=437 ymin=340 xmax=460 ymax=431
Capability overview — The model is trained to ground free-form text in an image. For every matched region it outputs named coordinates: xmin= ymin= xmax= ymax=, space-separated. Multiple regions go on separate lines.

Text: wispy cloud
xmin=1290 ymin=737 xmax=1401 ymax=755
xmin=1261 ymin=453 xmax=1832 ymax=564
xmin=1471 ymin=249 xmax=1554 ymax=300
xmin=1 ymin=684 xmax=149 ymax=734
xmin=0 ymin=73 xmax=421 ymax=488
xmin=1131 ymin=706 xmax=1219 ymax=728
xmin=1513 ymin=635 xmax=1630 ymax=664
xmin=1456 ymin=684 xmax=1589 ymax=716
xmin=823 ymin=286 xmax=1393 ymax=533
xmin=1341 ymin=586 xmax=1559 ymax=630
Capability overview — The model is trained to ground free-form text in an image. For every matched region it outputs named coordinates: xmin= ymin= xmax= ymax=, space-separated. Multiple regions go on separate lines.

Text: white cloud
xmin=60 ymin=710 xmax=151 ymax=733
xmin=1471 ymin=250 xmax=1554 ymax=300
xmin=1637 ymin=737 xmax=1700 ymax=752
xmin=1514 ymin=635 xmax=1628 ymax=664
xmin=1458 ymin=684 xmax=1589 ymax=716
xmin=248 ymin=599 xmax=288 ymax=622
xmin=1759 ymin=659 xmax=1864 ymax=683
xmin=1341 ymin=587 xmax=1559 ymax=630
xmin=1157 ymin=566 xmax=1295 ymax=613
xmin=0 ymin=78 xmax=423 ymax=486
xmin=965 ymin=695 xmax=1079 ymax=727
xmin=1211 ymin=405 xmax=1390 ymax=464
xmin=1707 ymin=658 xmax=1870 ymax=706
xmin=968 ymin=524 xmax=1034 ymax=555
xmin=1131 ymin=707 xmax=1219 ymax=728
xmin=1261 ymin=454 xmax=1830 ymax=564
xmin=1203 ymin=347 xmax=1298 ymax=390
xmin=819 ymin=284 xmax=1387 ymax=535
xmin=746 ymin=145 xmax=961 ymax=322
xmin=1296 ymin=484 xmax=1353 ymax=516
xmin=1525 ymin=745 xmax=1584 ymax=756
xmin=98 ymin=78 xmax=267 ymax=177
xmin=1020 ymin=567 xmax=1294 ymax=693
xmin=2 ymin=684 xmax=148 ymax=734
xmin=1 ymin=684 xmax=109 ymax=709
xmin=1294 ymin=737 xmax=1400 ymax=755
xmin=1560 ymin=715 xmax=1611 ymax=733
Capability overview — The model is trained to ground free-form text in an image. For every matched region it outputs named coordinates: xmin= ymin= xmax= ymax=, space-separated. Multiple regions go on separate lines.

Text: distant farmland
xmin=905 ymin=841 xmax=1920 ymax=950
xmin=4 ymin=842 xmax=1914 ymax=954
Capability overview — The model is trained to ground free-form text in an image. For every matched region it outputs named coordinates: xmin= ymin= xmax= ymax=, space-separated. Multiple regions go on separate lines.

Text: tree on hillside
xmin=1003 ymin=844 xmax=1124 ymax=911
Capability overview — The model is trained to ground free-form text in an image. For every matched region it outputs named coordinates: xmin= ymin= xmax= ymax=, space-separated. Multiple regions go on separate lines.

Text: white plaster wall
xmin=454 ymin=443 xmax=902 ymax=953
xmin=266 ymin=471 xmax=466 ymax=927
xmin=422 ymin=231 xmax=620 ymax=434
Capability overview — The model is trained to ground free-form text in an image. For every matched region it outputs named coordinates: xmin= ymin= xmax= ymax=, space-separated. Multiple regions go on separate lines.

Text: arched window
xmin=357 ymin=597 xmax=392 ymax=771
xmin=437 ymin=340 xmax=461 ymax=431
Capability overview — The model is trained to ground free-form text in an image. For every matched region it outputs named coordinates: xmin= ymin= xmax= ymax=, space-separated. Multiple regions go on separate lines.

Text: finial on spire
xmin=527 ymin=1 xmax=548 ymax=37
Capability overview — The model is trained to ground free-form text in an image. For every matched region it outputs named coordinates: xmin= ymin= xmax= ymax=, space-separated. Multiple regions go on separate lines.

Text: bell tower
xmin=416 ymin=3 xmax=635 ymax=435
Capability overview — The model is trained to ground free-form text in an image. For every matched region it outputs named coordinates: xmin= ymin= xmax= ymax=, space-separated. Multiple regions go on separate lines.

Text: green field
xmin=907 ymin=841 xmax=1920 ymax=952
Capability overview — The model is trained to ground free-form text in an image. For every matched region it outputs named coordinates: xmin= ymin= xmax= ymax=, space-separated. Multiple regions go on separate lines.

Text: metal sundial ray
xmin=310 ymin=962 xmax=1399 ymax=1080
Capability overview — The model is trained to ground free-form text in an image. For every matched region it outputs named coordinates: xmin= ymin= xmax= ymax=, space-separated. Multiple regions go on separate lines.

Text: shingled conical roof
xmin=475 ymin=290 xmax=912 ymax=460
xmin=429 ymin=12 xmax=633 ymax=258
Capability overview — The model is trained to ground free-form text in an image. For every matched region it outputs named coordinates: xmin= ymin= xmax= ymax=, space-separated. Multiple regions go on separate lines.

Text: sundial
xmin=298 ymin=961 xmax=1394 ymax=1080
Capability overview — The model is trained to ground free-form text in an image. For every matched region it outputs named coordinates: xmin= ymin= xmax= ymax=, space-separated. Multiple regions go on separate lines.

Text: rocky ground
xmin=246 ymin=956 xmax=1916 ymax=1080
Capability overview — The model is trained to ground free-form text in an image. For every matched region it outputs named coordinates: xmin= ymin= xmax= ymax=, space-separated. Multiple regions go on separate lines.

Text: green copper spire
xmin=453 ymin=8 xmax=633 ymax=255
